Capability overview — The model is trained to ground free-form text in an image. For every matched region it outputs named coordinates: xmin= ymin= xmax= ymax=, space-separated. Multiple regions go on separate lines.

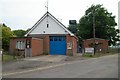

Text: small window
xmin=50 ymin=37 xmax=53 ymax=41
xmin=61 ymin=37 xmax=65 ymax=41
xmin=54 ymin=37 xmax=57 ymax=41
xmin=59 ymin=37 xmax=61 ymax=41
xmin=16 ymin=41 xmax=25 ymax=50
xmin=47 ymin=24 xmax=49 ymax=28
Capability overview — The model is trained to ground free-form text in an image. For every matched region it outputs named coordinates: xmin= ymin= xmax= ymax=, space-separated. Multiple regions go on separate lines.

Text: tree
xmin=78 ymin=4 xmax=119 ymax=46
xmin=1 ymin=24 xmax=15 ymax=51
xmin=13 ymin=29 xmax=26 ymax=37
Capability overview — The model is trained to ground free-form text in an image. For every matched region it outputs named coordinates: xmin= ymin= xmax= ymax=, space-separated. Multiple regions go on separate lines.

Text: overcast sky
xmin=0 ymin=0 xmax=119 ymax=30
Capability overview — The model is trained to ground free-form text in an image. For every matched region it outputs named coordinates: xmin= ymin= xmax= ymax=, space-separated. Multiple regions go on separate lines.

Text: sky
xmin=0 ymin=0 xmax=119 ymax=30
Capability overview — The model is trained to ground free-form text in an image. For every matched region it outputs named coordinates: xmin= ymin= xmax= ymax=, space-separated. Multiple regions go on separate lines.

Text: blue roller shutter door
xmin=50 ymin=36 xmax=66 ymax=55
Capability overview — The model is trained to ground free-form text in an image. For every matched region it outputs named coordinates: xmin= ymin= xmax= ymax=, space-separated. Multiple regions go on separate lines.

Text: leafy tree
xmin=1 ymin=24 xmax=15 ymax=51
xmin=13 ymin=29 xmax=26 ymax=37
xmin=78 ymin=4 xmax=119 ymax=46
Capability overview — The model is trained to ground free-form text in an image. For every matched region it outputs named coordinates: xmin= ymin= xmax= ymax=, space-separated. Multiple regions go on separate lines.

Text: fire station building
xmin=9 ymin=12 xmax=78 ymax=57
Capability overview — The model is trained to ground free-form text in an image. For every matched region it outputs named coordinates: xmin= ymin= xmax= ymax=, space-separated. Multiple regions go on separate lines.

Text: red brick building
xmin=10 ymin=37 xmax=43 ymax=57
xmin=83 ymin=38 xmax=109 ymax=53
xmin=9 ymin=12 xmax=78 ymax=57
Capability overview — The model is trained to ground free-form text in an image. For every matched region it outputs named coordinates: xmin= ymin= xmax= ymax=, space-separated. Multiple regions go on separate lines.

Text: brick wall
xmin=83 ymin=39 xmax=108 ymax=53
xmin=10 ymin=35 xmax=78 ymax=56
xmin=31 ymin=38 xmax=43 ymax=56
xmin=9 ymin=38 xmax=26 ymax=55
xmin=66 ymin=35 xmax=77 ymax=55
xmin=43 ymin=36 xmax=49 ymax=54
xmin=38 ymin=35 xmax=77 ymax=55
xmin=10 ymin=37 xmax=44 ymax=57
xmin=9 ymin=39 xmax=15 ymax=54
xmin=72 ymin=36 xmax=77 ymax=55
xmin=35 ymin=36 xmax=50 ymax=54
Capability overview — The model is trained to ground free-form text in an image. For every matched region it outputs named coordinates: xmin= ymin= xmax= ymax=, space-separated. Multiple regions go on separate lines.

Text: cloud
xmin=0 ymin=0 xmax=119 ymax=30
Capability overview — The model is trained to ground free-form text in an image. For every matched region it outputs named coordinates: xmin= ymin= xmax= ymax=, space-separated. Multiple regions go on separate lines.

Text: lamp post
xmin=117 ymin=41 xmax=120 ymax=53
xmin=92 ymin=6 xmax=96 ymax=55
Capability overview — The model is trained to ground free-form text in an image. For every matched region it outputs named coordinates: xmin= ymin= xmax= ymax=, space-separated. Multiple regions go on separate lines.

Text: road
xmin=3 ymin=54 xmax=118 ymax=78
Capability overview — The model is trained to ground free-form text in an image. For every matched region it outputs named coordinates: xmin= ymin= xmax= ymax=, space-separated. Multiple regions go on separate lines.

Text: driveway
xmin=23 ymin=55 xmax=67 ymax=62
xmin=2 ymin=55 xmax=67 ymax=73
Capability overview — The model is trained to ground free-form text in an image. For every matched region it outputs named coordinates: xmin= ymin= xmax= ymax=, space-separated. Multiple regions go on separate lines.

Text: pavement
xmin=3 ymin=54 xmax=118 ymax=78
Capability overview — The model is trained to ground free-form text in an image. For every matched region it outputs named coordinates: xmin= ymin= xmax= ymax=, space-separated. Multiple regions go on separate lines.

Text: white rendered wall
xmin=30 ymin=15 xmax=69 ymax=35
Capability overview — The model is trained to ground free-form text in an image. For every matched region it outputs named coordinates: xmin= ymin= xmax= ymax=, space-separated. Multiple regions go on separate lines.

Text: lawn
xmin=2 ymin=54 xmax=16 ymax=62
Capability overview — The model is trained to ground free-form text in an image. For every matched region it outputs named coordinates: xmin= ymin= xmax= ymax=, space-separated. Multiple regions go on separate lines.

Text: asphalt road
xmin=3 ymin=54 xmax=118 ymax=78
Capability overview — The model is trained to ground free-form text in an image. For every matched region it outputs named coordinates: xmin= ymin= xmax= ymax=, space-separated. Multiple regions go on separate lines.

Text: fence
xmin=107 ymin=47 xmax=120 ymax=53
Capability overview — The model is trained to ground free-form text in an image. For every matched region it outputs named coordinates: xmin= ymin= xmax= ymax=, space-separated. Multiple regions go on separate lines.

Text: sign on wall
xmin=85 ymin=48 xmax=94 ymax=53
xmin=26 ymin=39 xmax=31 ymax=48
xmin=67 ymin=42 xmax=72 ymax=49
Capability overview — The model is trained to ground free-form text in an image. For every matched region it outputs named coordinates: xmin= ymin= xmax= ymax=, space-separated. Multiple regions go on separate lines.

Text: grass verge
xmin=82 ymin=52 xmax=118 ymax=58
xmin=2 ymin=54 xmax=16 ymax=62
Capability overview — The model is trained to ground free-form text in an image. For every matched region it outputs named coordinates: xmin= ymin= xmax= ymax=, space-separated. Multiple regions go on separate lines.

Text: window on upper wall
xmin=16 ymin=41 xmax=25 ymax=50
xmin=47 ymin=24 xmax=49 ymax=28
xmin=54 ymin=37 xmax=57 ymax=41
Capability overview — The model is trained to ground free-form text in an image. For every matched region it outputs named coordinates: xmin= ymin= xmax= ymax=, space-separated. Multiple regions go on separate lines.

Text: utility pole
xmin=92 ymin=6 xmax=96 ymax=55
